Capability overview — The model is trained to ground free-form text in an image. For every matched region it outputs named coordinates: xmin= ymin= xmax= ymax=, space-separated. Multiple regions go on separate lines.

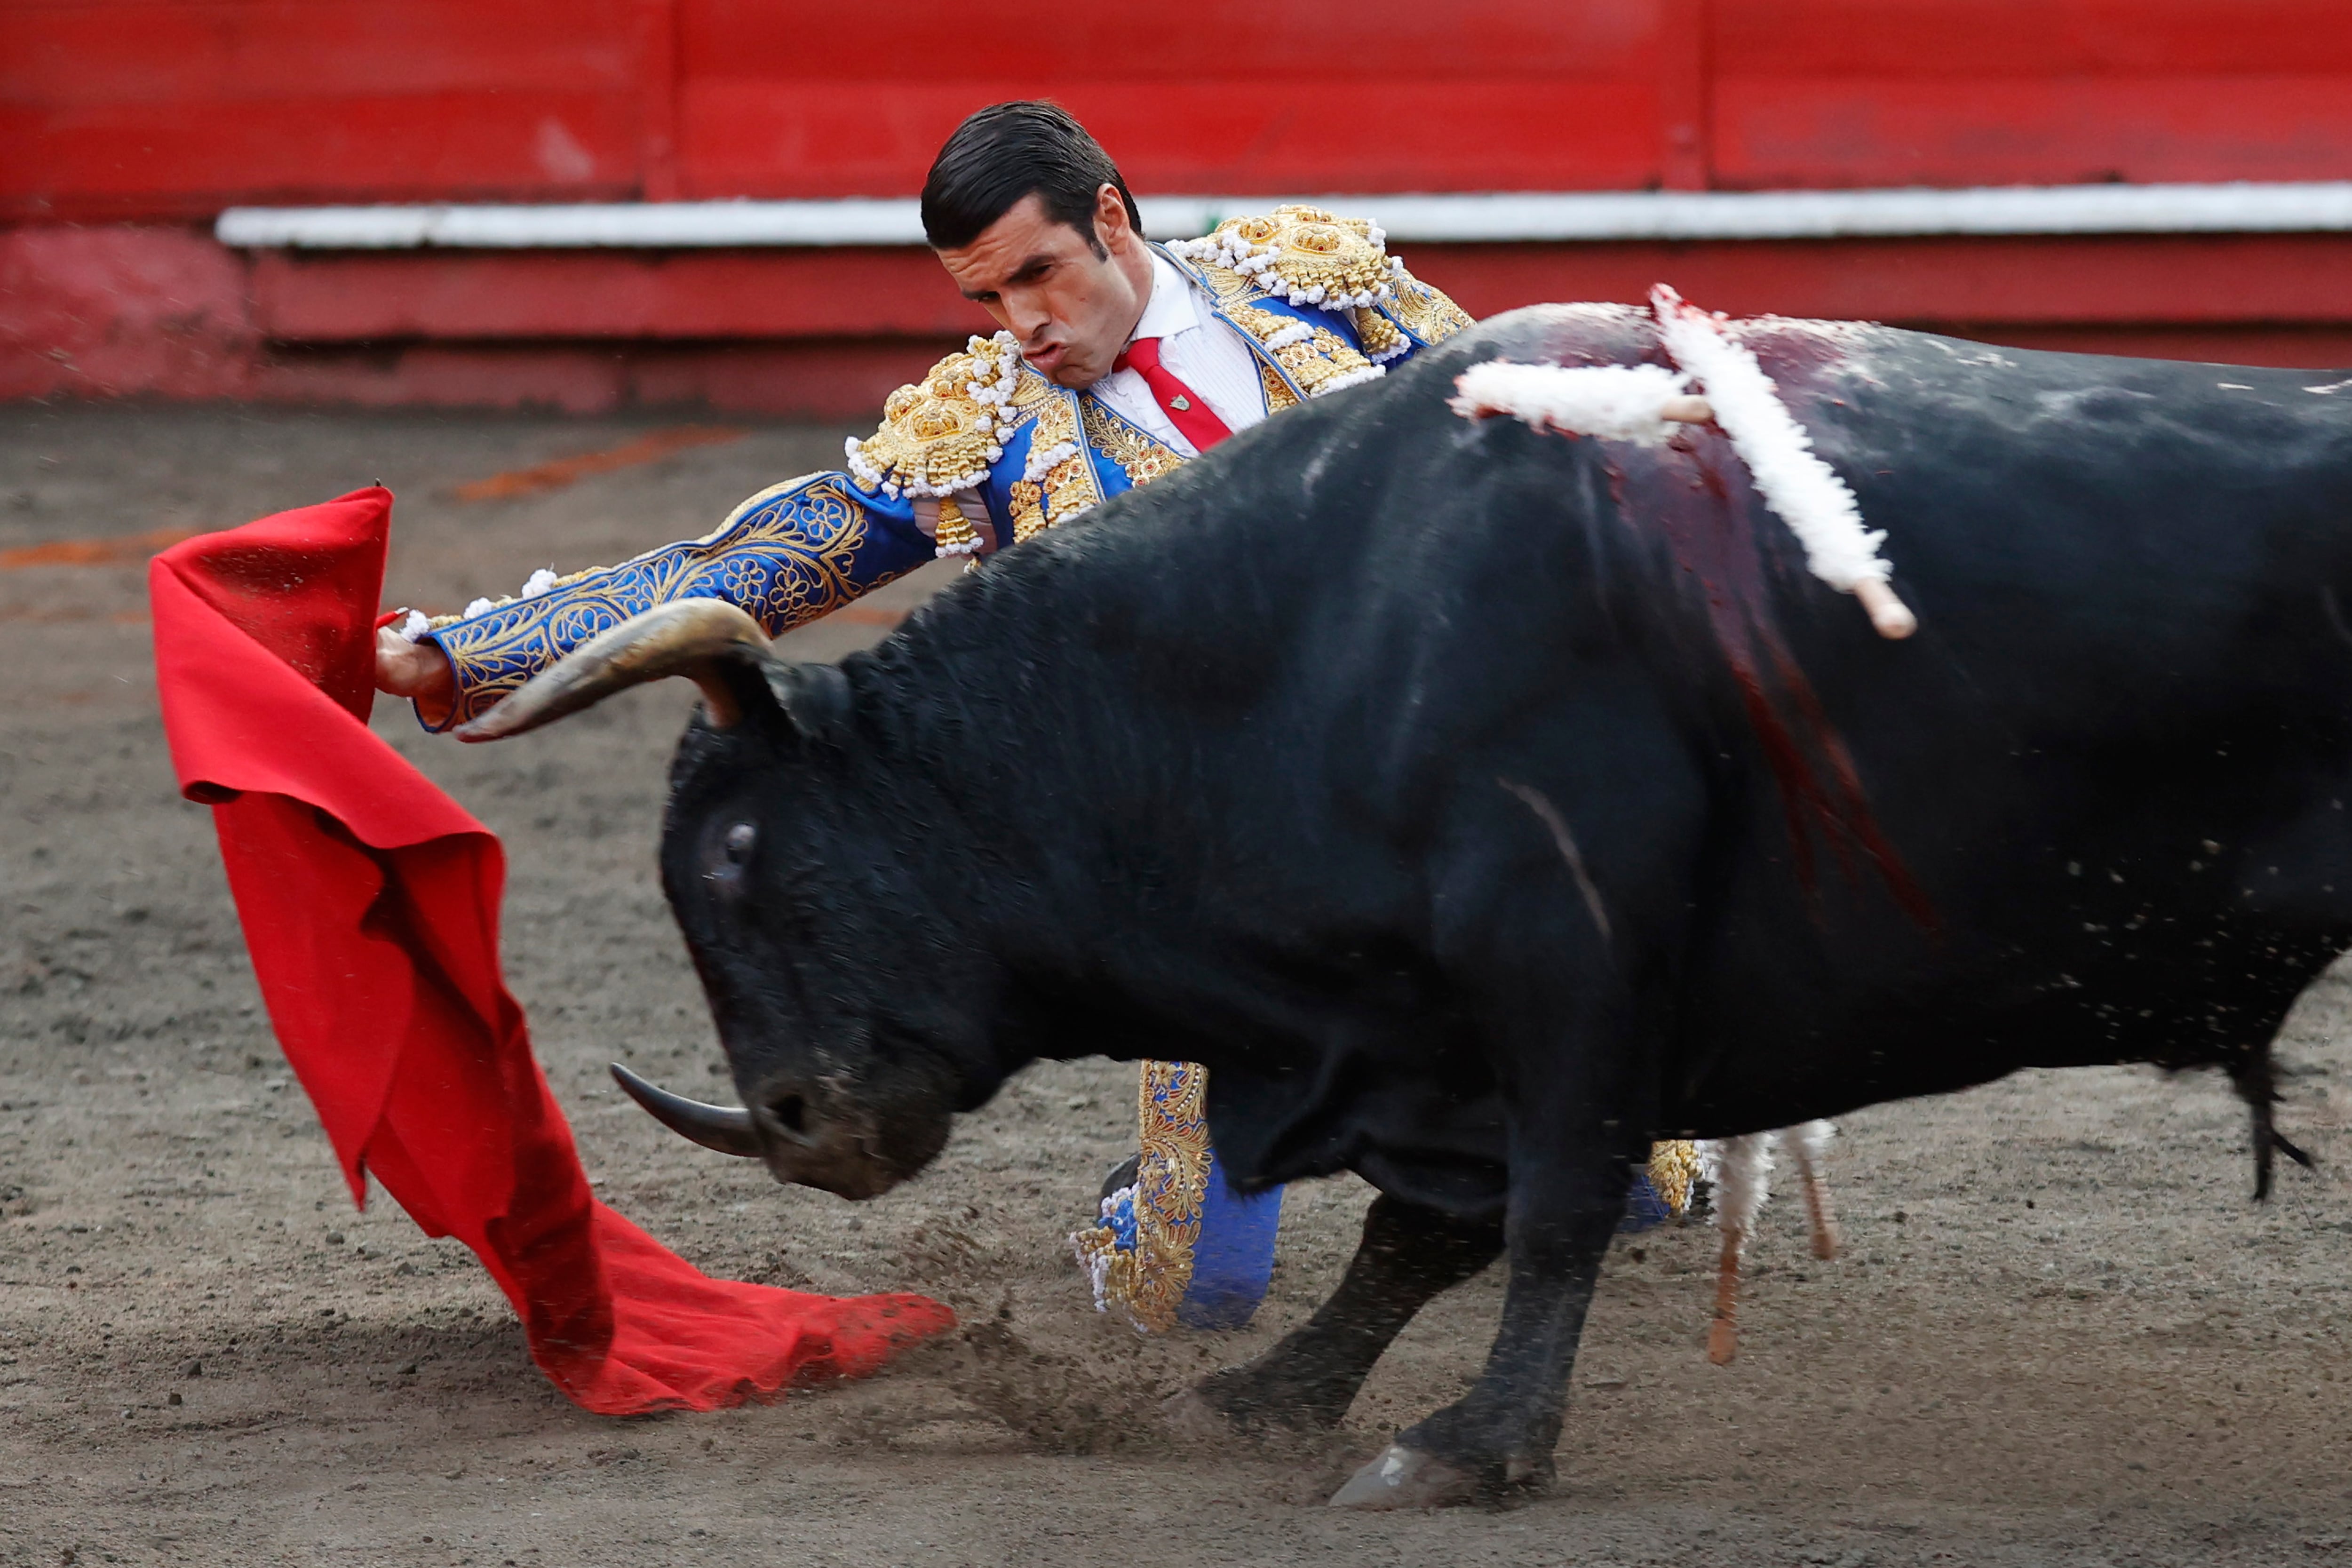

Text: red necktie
xmin=1112 ymin=337 xmax=1233 ymax=451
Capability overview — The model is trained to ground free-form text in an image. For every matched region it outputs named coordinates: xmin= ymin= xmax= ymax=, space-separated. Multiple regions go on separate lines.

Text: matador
xmin=374 ymin=101 xmax=1700 ymax=1334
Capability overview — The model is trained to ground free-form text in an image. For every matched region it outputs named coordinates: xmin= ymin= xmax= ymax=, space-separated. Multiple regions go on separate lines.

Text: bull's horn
xmin=609 ymin=1062 xmax=762 ymax=1158
xmin=454 ymin=598 xmax=773 ymax=742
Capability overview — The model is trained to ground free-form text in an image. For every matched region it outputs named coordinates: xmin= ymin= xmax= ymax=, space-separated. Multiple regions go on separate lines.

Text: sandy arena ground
xmin=6 ymin=402 xmax=2352 ymax=1567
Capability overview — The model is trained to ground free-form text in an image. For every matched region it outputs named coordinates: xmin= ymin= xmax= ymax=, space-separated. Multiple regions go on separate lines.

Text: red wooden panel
xmin=1422 ymin=233 xmax=2352 ymax=326
xmin=245 ymin=338 xmax=961 ymax=420
xmin=681 ymin=0 xmax=1660 ymax=80
xmin=248 ymin=248 xmax=996 ymax=340
xmin=0 ymin=1 xmax=642 ymax=103
xmin=675 ymin=0 xmax=1673 ymax=193
xmin=0 ymin=0 xmax=652 ymax=216
xmin=13 ymin=0 xmax=2352 ymax=225
xmin=1712 ymin=1 xmax=2352 ymax=77
xmin=0 ymin=223 xmax=254 ymax=401
xmin=679 ymin=79 xmax=1664 ymax=198
xmin=1713 ymin=76 xmax=2352 ymax=188
xmin=4 ymin=96 xmax=643 ymax=217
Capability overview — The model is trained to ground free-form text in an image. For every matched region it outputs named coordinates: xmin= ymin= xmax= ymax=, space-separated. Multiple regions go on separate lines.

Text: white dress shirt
xmin=1089 ymin=251 xmax=1270 ymax=458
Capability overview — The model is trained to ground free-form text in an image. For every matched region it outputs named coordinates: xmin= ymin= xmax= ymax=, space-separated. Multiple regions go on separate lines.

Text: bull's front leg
xmin=1329 ymin=1138 xmax=1633 ymax=1508
xmin=1323 ymin=758 xmax=1686 ymax=1507
xmin=1168 ymin=1194 xmax=1504 ymax=1436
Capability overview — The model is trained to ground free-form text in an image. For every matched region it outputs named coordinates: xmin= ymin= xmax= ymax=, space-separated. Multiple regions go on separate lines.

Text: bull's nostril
xmin=771 ymin=1093 xmax=809 ymax=1136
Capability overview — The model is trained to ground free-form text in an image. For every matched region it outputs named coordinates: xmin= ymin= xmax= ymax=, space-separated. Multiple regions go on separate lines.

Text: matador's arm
xmin=390 ymin=471 xmax=939 ymax=732
xmin=385 ymin=336 xmax=1028 ymax=731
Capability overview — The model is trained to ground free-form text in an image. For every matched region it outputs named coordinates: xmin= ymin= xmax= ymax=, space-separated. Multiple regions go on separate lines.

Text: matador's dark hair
xmin=921 ymin=101 xmax=1143 ymax=254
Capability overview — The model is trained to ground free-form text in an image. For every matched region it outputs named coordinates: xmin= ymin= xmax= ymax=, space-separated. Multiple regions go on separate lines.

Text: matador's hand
xmin=375 ymin=623 xmax=456 ymax=719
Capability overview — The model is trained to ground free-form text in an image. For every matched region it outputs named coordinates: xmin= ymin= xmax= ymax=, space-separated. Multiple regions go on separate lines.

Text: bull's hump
xmin=1467 ymin=303 xmax=1660 ymax=375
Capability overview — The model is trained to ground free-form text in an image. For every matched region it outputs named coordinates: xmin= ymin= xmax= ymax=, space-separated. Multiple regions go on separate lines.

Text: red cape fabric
xmin=148 ymin=488 xmax=954 ymax=1413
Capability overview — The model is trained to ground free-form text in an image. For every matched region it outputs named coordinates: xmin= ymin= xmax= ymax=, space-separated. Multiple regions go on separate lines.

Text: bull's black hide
xmin=637 ymin=303 xmax=2352 ymax=1503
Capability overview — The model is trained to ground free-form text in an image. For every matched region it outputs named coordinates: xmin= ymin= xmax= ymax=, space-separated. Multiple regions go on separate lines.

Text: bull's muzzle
xmin=608 ymin=1062 xmax=938 ymax=1200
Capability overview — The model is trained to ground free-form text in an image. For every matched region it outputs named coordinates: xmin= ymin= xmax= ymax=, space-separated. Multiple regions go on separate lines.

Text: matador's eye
xmin=723 ymin=822 xmax=757 ymax=862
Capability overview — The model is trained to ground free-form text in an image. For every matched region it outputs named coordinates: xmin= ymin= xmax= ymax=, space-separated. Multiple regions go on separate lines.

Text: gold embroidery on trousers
xmin=1069 ymin=1059 xmax=1213 ymax=1333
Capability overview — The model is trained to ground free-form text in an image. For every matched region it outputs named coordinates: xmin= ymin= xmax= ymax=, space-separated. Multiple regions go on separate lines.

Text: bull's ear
xmin=760 ymin=661 xmax=855 ymax=745
xmin=698 ymin=645 xmax=791 ymax=731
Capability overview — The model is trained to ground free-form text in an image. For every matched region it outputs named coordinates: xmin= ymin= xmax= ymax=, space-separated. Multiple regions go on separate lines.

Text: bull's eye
xmin=706 ymin=821 xmax=756 ymax=887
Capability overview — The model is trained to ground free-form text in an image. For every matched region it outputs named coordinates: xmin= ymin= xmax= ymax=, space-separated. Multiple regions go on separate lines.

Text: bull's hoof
xmin=1328 ymin=1443 xmax=1481 ymax=1510
xmin=1707 ymin=1318 xmax=1739 ymax=1365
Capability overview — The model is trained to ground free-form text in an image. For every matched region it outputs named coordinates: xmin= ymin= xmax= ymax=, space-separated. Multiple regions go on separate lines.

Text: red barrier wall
xmin=14 ymin=0 xmax=2352 ymax=218
xmin=8 ymin=1 xmax=2352 ymax=411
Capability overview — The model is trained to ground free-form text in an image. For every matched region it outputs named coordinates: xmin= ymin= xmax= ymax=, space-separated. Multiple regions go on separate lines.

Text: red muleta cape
xmin=148 ymin=487 xmax=954 ymax=1413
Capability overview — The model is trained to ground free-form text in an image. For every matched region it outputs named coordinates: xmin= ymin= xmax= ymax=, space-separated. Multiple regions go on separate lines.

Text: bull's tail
xmin=2231 ymin=1043 xmax=2317 ymax=1201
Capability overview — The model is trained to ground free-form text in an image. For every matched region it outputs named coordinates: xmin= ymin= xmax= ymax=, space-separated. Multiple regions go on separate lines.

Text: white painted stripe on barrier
xmin=215 ymin=199 xmax=929 ymax=249
xmin=216 ymin=182 xmax=2352 ymax=250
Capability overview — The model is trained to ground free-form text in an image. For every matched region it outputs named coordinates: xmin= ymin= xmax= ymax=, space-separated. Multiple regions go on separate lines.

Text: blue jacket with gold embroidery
xmin=416 ymin=207 xmax=1473 ymax=729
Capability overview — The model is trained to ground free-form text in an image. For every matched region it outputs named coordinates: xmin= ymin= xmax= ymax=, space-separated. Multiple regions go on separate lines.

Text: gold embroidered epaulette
xmin=1069 ymin=1059 xmax=1214 ymax=1333
xmin=844 ymin=331 xmax=1023 ymax=501
xmin=1173 ymin=204 xmax=1396 ymax=311
xmin=1168 ymin=203 xmax=1458 ymax=365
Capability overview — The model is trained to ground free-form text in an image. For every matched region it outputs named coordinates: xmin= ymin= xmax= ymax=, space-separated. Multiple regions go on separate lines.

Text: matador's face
xmin=935 ymin=186 xmax=1154 ymax=391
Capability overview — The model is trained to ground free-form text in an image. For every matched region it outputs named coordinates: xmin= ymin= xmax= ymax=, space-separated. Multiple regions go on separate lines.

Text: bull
xmin=464 ymin=303 xmax=2346 ymax=1506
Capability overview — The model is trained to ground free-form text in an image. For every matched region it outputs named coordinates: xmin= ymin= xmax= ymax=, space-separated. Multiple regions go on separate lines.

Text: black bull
xmin=474 ymin=303 xmax=2352 ymax=1505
